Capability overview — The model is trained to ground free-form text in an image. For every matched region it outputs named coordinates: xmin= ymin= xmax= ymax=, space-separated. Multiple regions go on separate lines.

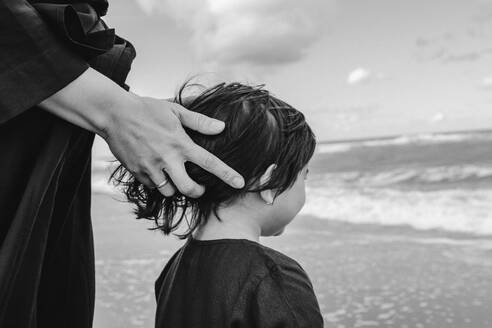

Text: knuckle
xmin=173 ymin=106 xmax=184 ymax=121
xmin=161 ymin=155 xmax=179 ymax=172
xmin=194 ymin=113 xmax=203 ymax=130
xmin=165 ymin=121 xmax=181 ymax=135
xmin=181 ymin=144 xmax=193 ymax=158
xmin=177 ymin=134 xmax=194 ymax=155
xmin=203 ymin=155 xmax=216 ymax=170
xmin=159 ymin=159 xmax=170 ymax=171
xmin=221 ymin=169 xmax=233 ymax=182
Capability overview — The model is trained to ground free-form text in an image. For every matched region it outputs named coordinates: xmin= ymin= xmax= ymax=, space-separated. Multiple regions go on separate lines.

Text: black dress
xmin=0 ymin=1 xmax=135 ymax=327
xmin=155 ymin=238 xmax=325 ymax=328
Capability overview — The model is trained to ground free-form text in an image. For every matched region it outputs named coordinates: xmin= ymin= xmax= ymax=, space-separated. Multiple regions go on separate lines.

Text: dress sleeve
xmin=0 ymin=0 xmax=89 ymax=124
xmin=251 ymin=268 xmax=324 ymax=328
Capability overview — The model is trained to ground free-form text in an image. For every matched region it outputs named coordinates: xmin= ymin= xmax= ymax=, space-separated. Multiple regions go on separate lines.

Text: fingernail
xmin=232 ymin=176 xmax=244 ymax=188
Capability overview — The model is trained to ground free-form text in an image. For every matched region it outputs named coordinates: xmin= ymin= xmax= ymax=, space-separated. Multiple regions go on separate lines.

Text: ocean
xmin=91 ymin=129 xmax=492 ymax=328
xmin=93 ymin=129 xmax=492 ymax=236
xmin=303 ymin=129 xmax=492 ymax=236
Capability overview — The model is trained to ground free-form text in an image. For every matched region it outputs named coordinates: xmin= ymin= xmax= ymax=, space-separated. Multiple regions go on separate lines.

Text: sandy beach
xmin=92 ymin=193 xmax=492 ymax=328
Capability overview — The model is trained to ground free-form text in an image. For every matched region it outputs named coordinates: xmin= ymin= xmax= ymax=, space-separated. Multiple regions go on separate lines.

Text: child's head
xmin=111 ymin=82 xmax=316 ymax=239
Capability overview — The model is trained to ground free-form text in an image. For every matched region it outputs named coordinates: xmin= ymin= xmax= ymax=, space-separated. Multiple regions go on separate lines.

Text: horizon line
xmin=317 ymin=127 xmax=492 ymax=145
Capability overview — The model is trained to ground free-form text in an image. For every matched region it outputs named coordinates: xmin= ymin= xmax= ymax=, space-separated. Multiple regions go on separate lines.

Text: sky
xmin=102 ymin=0 xmax=492 ymax=143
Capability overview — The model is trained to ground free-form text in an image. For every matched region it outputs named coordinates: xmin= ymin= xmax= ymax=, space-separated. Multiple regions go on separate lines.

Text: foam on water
xmin=301 ymin=183 xmax=492 ymax=235
xmin=94 ymin=169 xmax=492 ymax=235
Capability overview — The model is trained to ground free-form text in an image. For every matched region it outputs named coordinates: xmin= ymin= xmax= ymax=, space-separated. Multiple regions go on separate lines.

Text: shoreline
xmin=92 ymin=193 xmax=492 ymax=328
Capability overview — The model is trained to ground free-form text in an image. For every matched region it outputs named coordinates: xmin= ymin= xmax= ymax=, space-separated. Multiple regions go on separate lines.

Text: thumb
xmin=175 ymin=106 xmax=225 ymax=135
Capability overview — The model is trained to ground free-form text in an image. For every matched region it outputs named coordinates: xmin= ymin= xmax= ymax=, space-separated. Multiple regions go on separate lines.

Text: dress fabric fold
xmin=0 ymin=1 xmax=135 ymax=327
xmin=31 ymin=1 xmax=136 ymax=89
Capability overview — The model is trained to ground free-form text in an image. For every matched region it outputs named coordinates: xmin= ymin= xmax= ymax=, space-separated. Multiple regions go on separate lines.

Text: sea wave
xmin=301 ymin=184 xmax=492 ymax=235
xmin=315 ymin=165 xmax=492 ymax=187
xmin=90 ymin=141 xmax=492 ymax=236
xmin=317 ymin=130 xmax=492 ymax=154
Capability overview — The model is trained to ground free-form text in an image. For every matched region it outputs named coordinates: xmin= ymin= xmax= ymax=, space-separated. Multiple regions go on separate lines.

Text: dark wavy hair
xmin=110 ymin=82 xmax=317 ymax=239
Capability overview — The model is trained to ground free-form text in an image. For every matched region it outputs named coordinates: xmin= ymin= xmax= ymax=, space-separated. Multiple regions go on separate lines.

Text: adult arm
xmin=0 ymin=0 xmax=245 ymax=197
xmin=39 ymin=68 xmax=245 ymax=197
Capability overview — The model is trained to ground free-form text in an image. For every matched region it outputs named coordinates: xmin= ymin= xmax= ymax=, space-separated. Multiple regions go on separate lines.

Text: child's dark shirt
xmin=155 ymin=237 xmax=324 ymax=328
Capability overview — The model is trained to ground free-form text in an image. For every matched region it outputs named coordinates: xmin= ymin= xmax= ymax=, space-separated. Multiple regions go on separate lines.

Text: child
xmin=111 ymin=82 xmax=324 ymax=327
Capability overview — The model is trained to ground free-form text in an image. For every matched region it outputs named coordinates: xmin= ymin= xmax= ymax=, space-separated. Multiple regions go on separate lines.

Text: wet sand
xmin=92 ymin=193 xmax=492 ymax=328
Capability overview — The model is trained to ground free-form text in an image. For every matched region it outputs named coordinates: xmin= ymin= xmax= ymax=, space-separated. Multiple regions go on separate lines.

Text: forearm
xmin=39 ymin=67 xmax=137 ymax=139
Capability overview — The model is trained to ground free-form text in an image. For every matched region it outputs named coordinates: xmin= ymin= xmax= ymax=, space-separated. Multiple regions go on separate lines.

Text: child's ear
xmin=259 ymin=164 xmax=277 ymax=205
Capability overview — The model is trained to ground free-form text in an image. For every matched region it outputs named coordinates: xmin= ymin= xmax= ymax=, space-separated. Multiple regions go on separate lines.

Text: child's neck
xmin=192 ymin=206 xmax=262 ymax=243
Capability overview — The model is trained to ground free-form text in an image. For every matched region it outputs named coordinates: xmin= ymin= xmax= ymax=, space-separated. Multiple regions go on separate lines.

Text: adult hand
xmin=40 ymin=68 xmax=245 ymax=198
xmin=105 ymin=95 xmax=245 ymax=197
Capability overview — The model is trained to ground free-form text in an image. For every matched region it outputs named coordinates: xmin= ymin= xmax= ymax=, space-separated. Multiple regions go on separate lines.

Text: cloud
xmin=481 ymin=76 xmax=492 ymax=89
xmin=444 ymin=52 xmax=481 ymax=63
xmin=135 ymin=0 xmax=157 ymax=14
xmin=430 ymin=112 xmax=445 ymax=123
xmin=134 ymin=0 xmax=334 ymax=68
xmin=346 ymin=68 xmax=386 ymax=86
xmin=347 ymin=68 xmax=371 ymax=85
xmin=414 ymin=30 xmax=492 ymax=63
xmin=416 ymin=47 xmax=492 ymax=63
xmin=415 ymin=33 xmax=454 ymax=48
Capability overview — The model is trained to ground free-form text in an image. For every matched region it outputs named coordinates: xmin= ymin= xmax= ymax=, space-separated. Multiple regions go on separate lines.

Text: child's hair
xmin=110 ymin=82 xmax=317 ymax=239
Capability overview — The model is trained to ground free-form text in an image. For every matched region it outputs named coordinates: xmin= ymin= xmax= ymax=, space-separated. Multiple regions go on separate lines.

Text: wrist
xmin=95 ymin=85 xmax=141 ymax=141
xmin=39 ymin=67 xmax=138 ymax=139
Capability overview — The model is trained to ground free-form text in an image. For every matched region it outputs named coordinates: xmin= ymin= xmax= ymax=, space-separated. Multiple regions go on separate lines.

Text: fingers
xmin=174 ymin=105 xmax=225 ymax=135
xmin=169 ymin=104 xmax=246 ymax=190
xmin=145 ymin=167 xmax=177 ymax=197
xmin=146 ymin=162 xmax=205 ymax=198
xmin=186 ymin=144 xmax=245 ymax=189
xmin=166 ymin=162 xmax=206 ymax=198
